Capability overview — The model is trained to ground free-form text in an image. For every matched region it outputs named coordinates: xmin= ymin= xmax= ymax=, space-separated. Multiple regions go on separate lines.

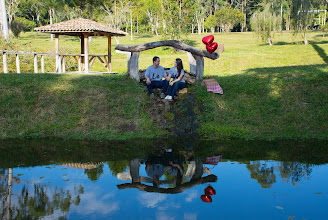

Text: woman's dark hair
xmin=176 ymin=58 xmax=183 ymax=76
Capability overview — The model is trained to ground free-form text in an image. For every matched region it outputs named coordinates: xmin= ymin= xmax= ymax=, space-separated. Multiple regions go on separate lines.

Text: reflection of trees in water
xmin=279 ymin=162 xmax=312 ymax=185
xmin=84 ymin=164 xmax=104 ymax=181
xmin=0 ymin=171 xmax=84 ymax=220
xmin=247 ymin=161 xmax=314 ymax=188
xmin=107 ymin=160 xmax=129 ymax=176
xmin=247 ymin=161 xmax=276 ymax=188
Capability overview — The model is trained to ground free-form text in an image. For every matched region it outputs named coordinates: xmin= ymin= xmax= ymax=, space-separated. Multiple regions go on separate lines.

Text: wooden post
xmin=62 ymin=56 xmax=66 ymax=73
xmin=16 ymin=54 xmax=20 ymax=73
xmin=81 ymin=35 xmax=85 ymax=71
xmin=78 ymin=56 xmax=82 ymax=73
xmin=84 ymin=34 xmax=89 ymax=73
xmin=108 ymin=35 xmax=112 ymax=72
xmin=41 ymin=55 xmax=45 ymax=73
xmin=34 ymin=54 xmax=38 ymax=73
xmin=3 ymin=52 xmax=8 ymax=73
xmin=55 ymin=34 xmax=60 ymax=73
xmin=127 ymin=52 xmax=140 ymax=81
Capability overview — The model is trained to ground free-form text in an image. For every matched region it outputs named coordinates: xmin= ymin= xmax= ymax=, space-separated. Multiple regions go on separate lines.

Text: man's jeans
xmin=146 ymin=80 xmax=169 ymax=94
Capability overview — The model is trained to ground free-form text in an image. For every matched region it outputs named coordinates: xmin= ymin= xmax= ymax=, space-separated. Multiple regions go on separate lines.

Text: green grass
xmin=1 ymin=31 xmax=328 ymax=140
xmin=0 ymin=74 xmax=166 ymax=140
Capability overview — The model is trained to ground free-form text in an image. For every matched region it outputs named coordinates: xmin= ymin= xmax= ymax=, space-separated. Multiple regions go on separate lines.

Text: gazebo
xmin=34 ymin=18 xmax=127 ymax=73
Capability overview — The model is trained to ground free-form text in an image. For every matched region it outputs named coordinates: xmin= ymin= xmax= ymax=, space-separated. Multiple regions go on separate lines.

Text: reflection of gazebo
xmin=61 ymin=162 xmax=103 ymax=170
xmin=35 ymin=18 xmax=127 ymax=73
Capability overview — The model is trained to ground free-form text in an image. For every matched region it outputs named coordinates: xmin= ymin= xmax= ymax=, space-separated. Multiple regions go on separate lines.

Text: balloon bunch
xmin=200 ymin=184 xmax=216 ymax=203
xmin=202 ymin=35 xmax=218 ymax=54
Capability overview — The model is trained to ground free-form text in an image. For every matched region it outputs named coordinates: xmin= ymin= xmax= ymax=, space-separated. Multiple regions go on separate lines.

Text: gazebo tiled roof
xmin=34 ymin=18 xmax=127 ymax=36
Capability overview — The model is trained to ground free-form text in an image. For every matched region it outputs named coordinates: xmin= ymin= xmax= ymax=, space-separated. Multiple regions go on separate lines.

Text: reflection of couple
xmin=145 ymin=151 xmax=184 ymax=187
xmin=116 ymin=150 xmax=218 ymax=194
xmin=145 ymin=56 xmax=186 ymax=100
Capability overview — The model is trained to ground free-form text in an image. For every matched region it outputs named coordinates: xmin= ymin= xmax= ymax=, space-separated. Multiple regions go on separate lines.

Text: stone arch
xmin=115 ymin=40 xmax=223 ymax=81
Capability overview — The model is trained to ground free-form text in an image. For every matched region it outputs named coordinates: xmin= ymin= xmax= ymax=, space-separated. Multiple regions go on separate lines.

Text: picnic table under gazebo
xmin=34 ymin=18 xmax=127 ymax=73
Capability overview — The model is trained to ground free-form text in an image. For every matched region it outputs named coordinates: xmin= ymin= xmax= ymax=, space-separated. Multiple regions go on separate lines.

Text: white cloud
xmin=184 ymin=190 xmax=198 ymax=202
xmin=184 ymin=213 xmax=197 ymax=220
xmin=156 ymin=211 xmax=175 ymax=220
xmin=73 ymin=191 xmax=119 ymax=215
xmin=138 ymin=192 xmax=167 ymax=208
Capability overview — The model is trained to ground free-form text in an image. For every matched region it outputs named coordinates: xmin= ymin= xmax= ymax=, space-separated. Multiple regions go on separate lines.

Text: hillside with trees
xmin=1 ymin=0 xmax=327 ymax=42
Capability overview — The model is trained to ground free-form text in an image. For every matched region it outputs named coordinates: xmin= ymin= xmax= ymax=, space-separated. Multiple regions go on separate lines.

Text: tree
xmin=1 ymin=0 xmax=9 ymax=40
xmin=204 ymin=14 xmax=217 ymax=32
xmin=291 ymin=0 xmax=316 ymax=44
xmin=216 ymin=7 xmax=244 ymax=33
xmin=250 ymin=3 xmax=281 ymax=45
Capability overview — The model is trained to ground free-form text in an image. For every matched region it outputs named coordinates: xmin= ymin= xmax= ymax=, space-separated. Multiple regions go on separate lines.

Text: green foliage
xmin=11 ymin=17 xmax=36 ymax=37
xmin=215 ymin=7 xmax=245 ymax=33
xmin=250 ymin=4 xmax=281 ymax=45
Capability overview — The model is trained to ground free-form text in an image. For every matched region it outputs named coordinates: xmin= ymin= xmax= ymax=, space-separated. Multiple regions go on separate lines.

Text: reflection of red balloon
xmin=205 ymin=185 xmax=216 ymax=196
xmin=201 ymin=194 xmax=212 ymax=203
xmin=206 ymin=42 xmax=218 ymax=54
xmin=202 ymin=35 xmax=214 ymax=45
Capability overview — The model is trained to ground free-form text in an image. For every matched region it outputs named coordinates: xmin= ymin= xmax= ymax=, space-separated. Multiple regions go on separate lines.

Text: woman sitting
xmin=165 ymin=58 xmax=186 ymax=100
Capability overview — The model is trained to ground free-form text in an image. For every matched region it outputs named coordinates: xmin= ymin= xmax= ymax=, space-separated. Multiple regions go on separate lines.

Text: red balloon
xmin=204 ymin=185 xmax=216 ymax=196
xmin=202 ymin=35 xmax=214 ymax=45
xmin=206 ymin=42 xmax=218 ymax=54
xmin=200 ymin=194 xmax=212 ymax=203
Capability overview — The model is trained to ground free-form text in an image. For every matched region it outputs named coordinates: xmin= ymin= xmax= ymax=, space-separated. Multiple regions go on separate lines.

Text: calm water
xmin=1 ymin=139 xmax=328 ymax=220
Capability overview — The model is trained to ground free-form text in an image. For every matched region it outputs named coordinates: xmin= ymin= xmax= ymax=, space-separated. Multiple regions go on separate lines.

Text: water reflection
xmin=116 ymin=149 xmax=219 ymax=194
xmin=0 ymin=139 xmax=328 ymax=219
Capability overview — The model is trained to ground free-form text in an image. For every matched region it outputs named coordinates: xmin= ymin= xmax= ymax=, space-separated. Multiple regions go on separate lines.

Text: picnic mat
xmin=201 ymin=78 xmax=223 ymax=94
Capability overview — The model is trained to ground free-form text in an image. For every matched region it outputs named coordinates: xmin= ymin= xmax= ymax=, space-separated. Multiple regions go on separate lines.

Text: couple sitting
xmin=145 ymin=56 xmax=186 ymax=100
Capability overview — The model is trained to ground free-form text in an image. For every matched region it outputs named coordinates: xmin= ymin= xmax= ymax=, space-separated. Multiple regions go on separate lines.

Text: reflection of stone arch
xmin=116 ymin=159 xmax=217 ymax=194
xmin=61 ymin=162 xmax=103 ymax=170
xmin=115 ymin=40 xmax=223 ymax=81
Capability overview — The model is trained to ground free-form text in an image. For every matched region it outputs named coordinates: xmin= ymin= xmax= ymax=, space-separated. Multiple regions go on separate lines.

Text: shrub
xmin=11 ymin=17 xmax=36 ymax=37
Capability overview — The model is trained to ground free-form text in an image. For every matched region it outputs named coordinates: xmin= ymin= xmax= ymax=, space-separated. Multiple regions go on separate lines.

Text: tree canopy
xmin=1 ymin=0 xmax=327 ymax=42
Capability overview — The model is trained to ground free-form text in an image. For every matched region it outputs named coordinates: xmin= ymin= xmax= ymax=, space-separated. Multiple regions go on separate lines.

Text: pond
xmin=1 ymin=138 xmax=328 ymax=220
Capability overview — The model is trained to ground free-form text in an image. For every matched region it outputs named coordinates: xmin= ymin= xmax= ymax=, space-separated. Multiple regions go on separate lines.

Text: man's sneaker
xmin=165 ymin=95 xmax=170 ymax=100
xmin=160 ymin=93 xmax=165 ymax=99
xmin=150 ymin=93 xmax=154 ymax=99
xmin=165 ymin=95 xmax=172 ymax=100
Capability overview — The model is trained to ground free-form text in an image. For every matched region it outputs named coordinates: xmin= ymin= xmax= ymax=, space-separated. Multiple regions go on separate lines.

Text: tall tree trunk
xmin=6 ymin=168 xmax=13 ymax=220
xmin=130 ymin=3 xmax=133 ymax=41
xmin=1 ymin=0 xmax=9 ymax=40
xmin=280 ymin=1 xmax=283 ymax=31
xmin=304 ymin=33 xmax=308 ymax=44
xmin=242 ymin=0 xmax=246 ymax=32
xmin=49 ymin=8 xmax=53 ymax=42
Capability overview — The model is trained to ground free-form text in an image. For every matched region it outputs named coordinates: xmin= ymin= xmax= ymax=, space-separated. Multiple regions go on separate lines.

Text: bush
xmin=11 ymin=17 xmax=36 ymax=37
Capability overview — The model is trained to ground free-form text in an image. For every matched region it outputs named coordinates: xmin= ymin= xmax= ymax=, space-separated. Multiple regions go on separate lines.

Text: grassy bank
xmin=0 ymin=74 xmax=167 ymax=140
xmin=1 ymin=31 xmax=328 ymax=140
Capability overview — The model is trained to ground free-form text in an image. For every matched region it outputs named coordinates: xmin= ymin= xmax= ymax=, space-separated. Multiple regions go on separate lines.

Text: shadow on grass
xmin=200 ymin=63 xmax=328 ymax=139
xmin=312 ymin=44 xmax=328 ymax=63
xmin=260 ymin=40 xmax=328 ymax=46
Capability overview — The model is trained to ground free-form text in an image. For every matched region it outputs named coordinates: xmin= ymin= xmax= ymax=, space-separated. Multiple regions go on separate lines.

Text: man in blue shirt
xmin=145 ymin=56 xmax=170 ymax=99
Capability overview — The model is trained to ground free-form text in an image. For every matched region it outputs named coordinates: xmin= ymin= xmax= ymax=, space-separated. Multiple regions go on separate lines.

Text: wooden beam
xmin=62 ymin=56 xmax=66 ymax=73
xmin=108 ymin=35 xmax=112 ymax=72
xmin=55 ymin=34 xmax=60 ymax=73
xmin=3 ymin=52 xmax=8 ymax=73
xmin=16 ymin=54 xmax=20 ymax=73
xmin=34 ymin=54 xmax=38 ymax=73
xmin=84 ymin=34 xmax=89 ymax=73
xmin=97 ymin=56 xmax=108 ymax=69
xmin=41 ymin=55 xmax=45 ymax=73
xmin=89 ymin=56 xmax=96 ymax=70
xmin=78 ymin=56 xmax=82 ymax=73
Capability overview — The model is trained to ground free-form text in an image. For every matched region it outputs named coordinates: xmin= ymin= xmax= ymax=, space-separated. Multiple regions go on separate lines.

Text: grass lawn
xmin=1 ymin=31 xmax=328 ymax=140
